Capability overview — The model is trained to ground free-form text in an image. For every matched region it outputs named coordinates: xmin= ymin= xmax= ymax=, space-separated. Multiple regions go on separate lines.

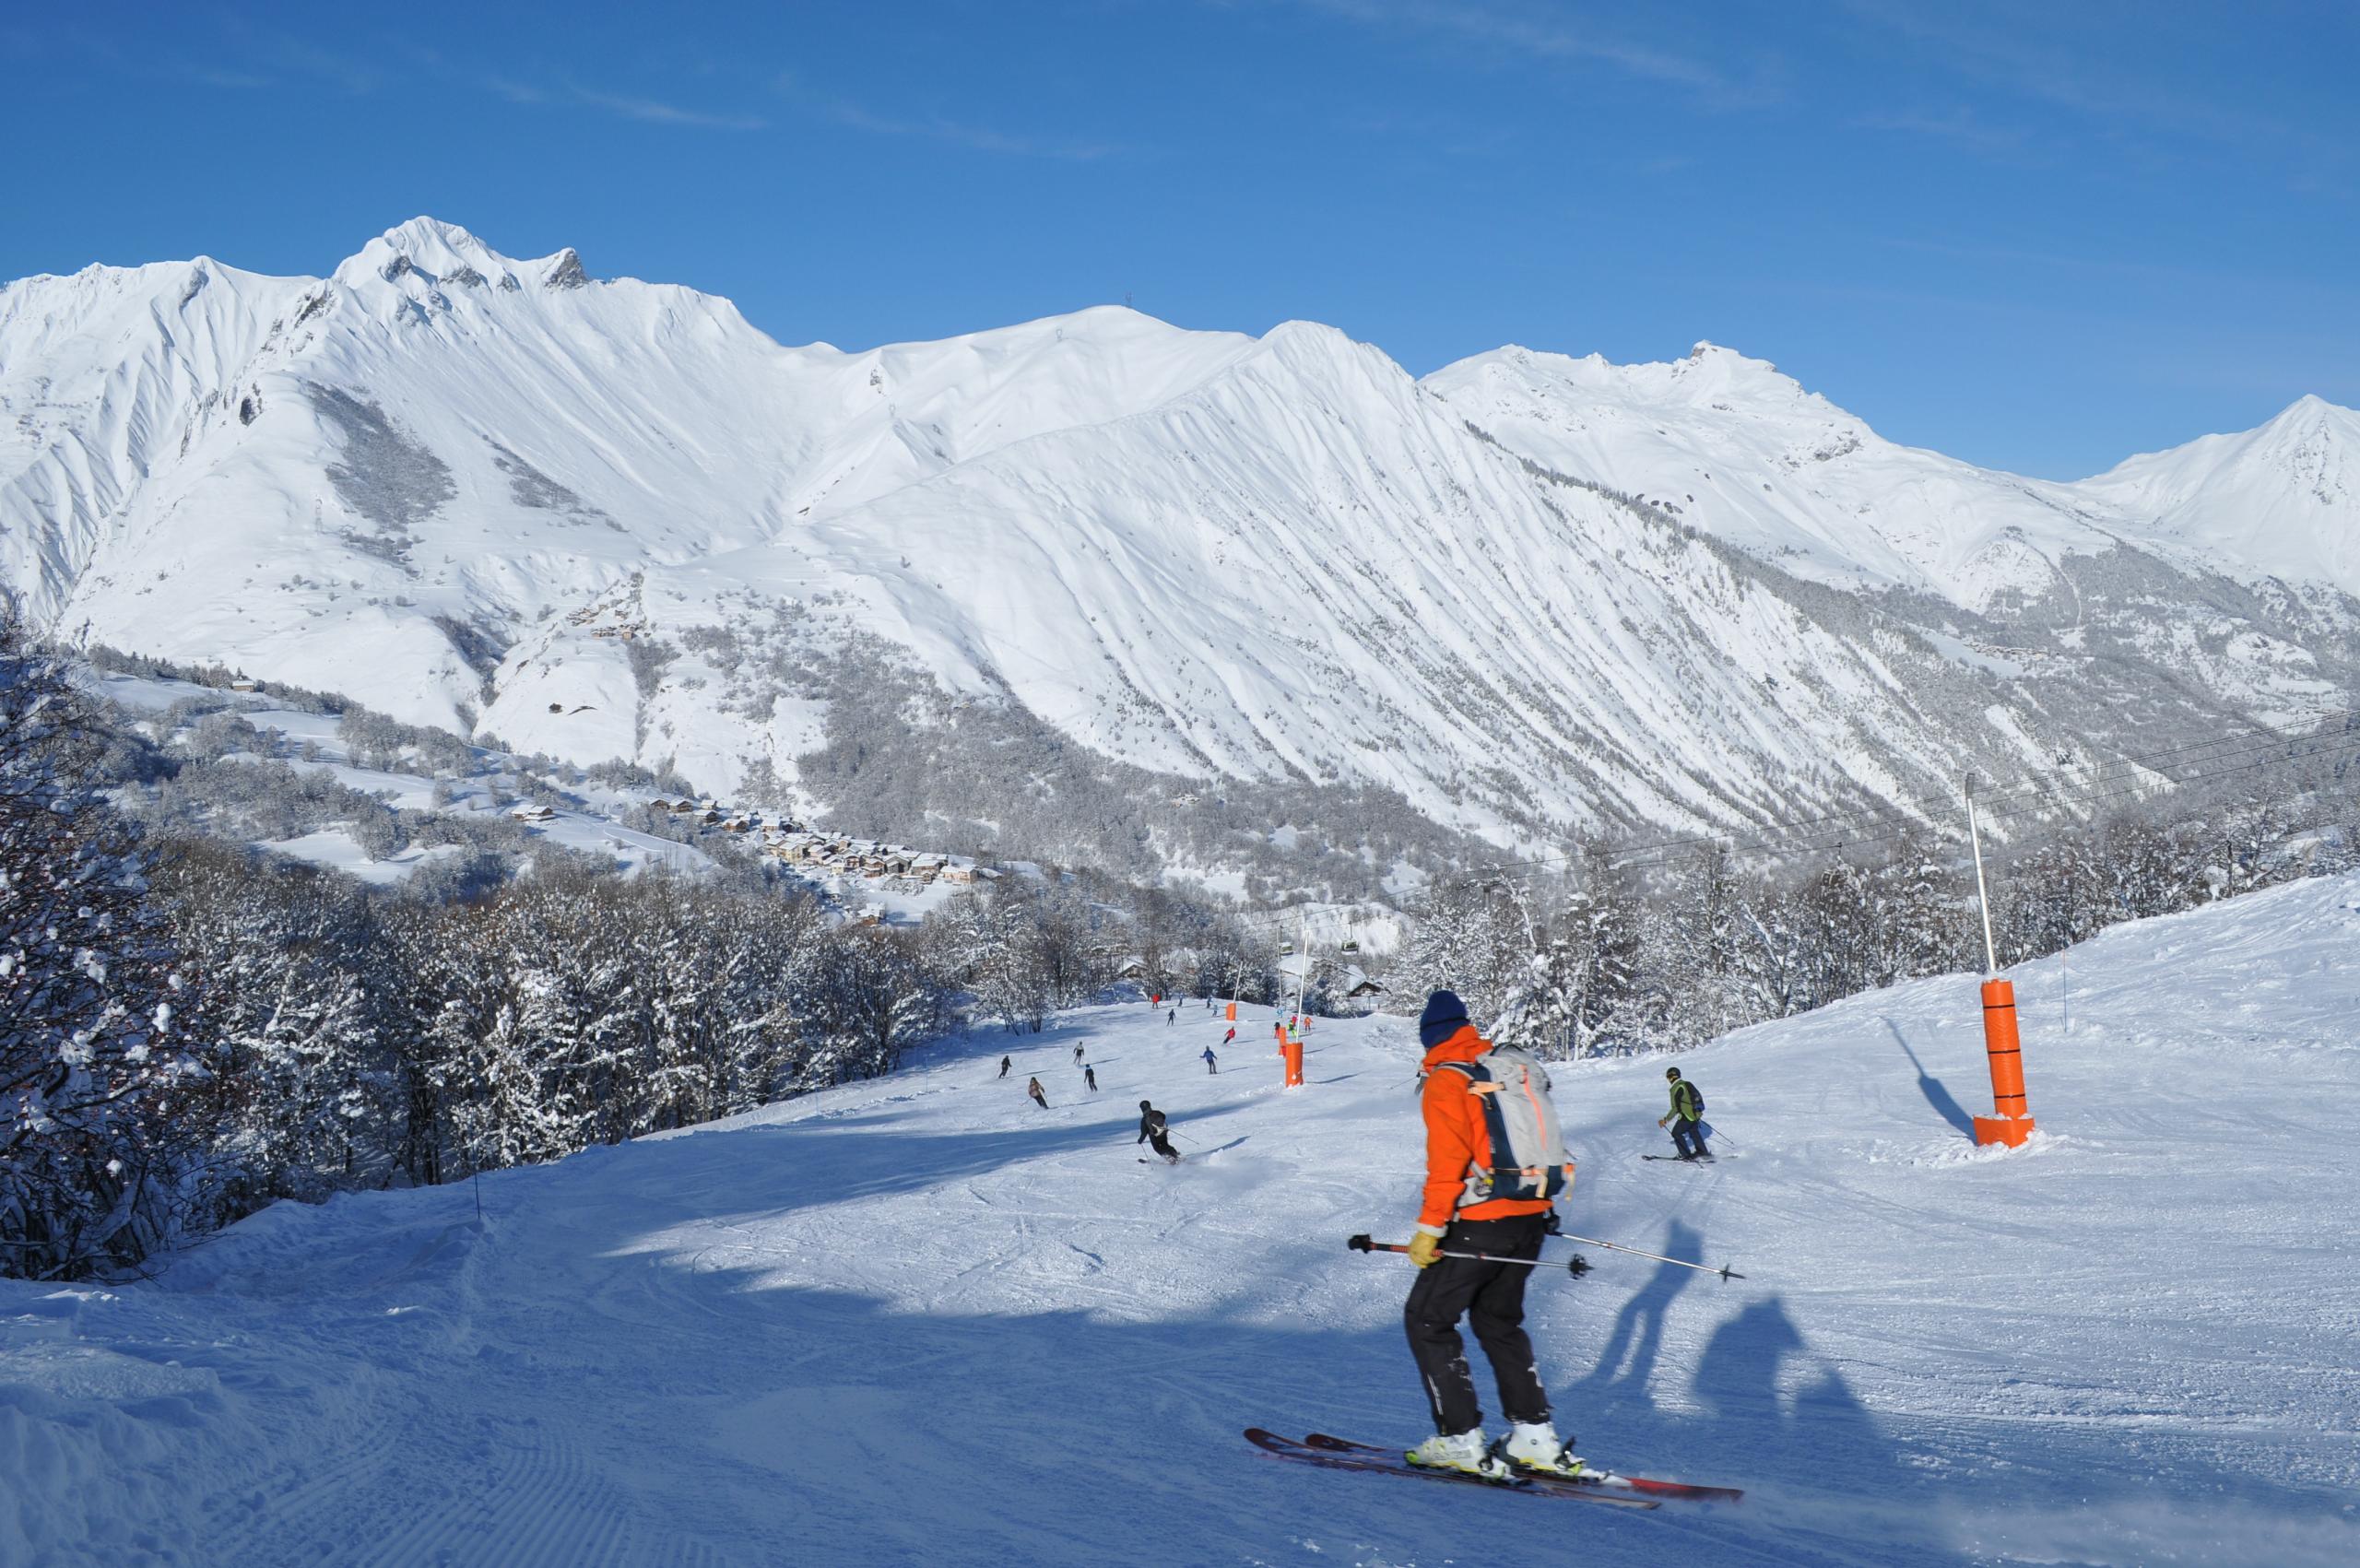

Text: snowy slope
xmin=6 ymin=221 xmax=2359 ymax=856
xmin=1422 ymin=342 xmax=2139 ymax=609
xmin=2078 ymin=395 xmax=2360 ymax=597
xmin=1425 ymin=342 xmax=2360 ymax=611
xmin=5 ymin=873 xmax=2354 ymax=1566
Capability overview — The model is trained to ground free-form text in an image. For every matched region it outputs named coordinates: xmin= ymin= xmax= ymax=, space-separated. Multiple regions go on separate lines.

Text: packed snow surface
xmin=6 ymin=872 xmax=2356 ymax=1565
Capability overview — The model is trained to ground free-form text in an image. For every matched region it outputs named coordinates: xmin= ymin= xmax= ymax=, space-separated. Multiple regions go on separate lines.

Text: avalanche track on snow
xmin=4 ymin=876 xmax=2357 ymax=1566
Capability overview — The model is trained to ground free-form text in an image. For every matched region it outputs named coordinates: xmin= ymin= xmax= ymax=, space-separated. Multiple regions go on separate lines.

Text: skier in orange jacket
xmin=1399 ymin=989 xmax=1584 ymax=1480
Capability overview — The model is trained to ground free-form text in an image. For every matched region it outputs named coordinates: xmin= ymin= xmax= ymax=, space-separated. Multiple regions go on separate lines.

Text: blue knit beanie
xmin=1418 ymin=989 xmax=1469 ymax=1049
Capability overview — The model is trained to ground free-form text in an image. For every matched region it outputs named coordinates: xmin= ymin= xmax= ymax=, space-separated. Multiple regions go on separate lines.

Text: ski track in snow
xmin=6 ymin=880 xmax=2360 ymax=1565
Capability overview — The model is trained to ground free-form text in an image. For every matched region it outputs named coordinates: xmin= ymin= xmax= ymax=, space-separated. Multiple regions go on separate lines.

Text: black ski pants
xmin=1671 ymin=1119 xmax=1708 ymax=1159
xmin=1148 ymin=1132 xmax=1178 ymax=1162
xmin=1404 ymin=1211 xmax=1553 ymax=1437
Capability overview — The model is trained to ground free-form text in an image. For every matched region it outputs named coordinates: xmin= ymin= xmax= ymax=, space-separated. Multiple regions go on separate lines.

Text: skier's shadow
xmin=1885 ymin=1017 xmax=1976 ymax=1138
xmin=1578 ymin=1219 xmax=1700 ymax=1393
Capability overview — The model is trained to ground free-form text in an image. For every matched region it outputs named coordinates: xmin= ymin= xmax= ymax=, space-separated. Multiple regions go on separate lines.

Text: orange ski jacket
xmin=1414 ymin=1022 xmax=1556 ymax=1234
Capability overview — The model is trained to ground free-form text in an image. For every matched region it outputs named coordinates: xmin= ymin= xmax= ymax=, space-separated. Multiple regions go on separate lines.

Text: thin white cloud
xmin=1296 ymin=0 xmax=1756 ymax=100
xmin=561 ymin=79 xmax=767 ymax=132
xmin=782 ymin=78 xmax=1118 ymax=160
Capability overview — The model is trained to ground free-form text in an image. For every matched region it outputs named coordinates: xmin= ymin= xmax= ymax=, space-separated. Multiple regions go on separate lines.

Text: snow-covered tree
xmin=0 ymin=618 xmax=207 ymax=1278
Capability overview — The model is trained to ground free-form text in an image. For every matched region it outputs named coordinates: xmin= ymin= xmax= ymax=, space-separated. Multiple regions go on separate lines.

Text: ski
xmin=1304 ymin=1432 xmax=1741 ymax=1503
xmin=1642 ymin=1154 xmax=1717 ymax=1163
xmin=1243 ymin=1430 xmax=1658 ymax=1508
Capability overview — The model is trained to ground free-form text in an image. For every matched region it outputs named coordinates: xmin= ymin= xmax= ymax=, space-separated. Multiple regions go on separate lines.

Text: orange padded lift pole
xmin=1966 ymin=782 xmax=2035 ymax=1147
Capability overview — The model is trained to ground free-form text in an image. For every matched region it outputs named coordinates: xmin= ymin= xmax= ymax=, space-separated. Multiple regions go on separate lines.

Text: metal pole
xmin=1547 ymin=1229 xmax=1747 ymax=1280
xmin=1293 ymin=904 xmax=1308 ymax=1022
xmin=1348 ymin=1235 xmax=1607 ymax=1279
xmin=1966 ymin=777 xmax=1999 ymax=977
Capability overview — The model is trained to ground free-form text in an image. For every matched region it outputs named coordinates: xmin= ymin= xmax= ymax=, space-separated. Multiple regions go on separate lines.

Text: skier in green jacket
xmin=1658 ymin=1067 xmax=1709 ymax=1161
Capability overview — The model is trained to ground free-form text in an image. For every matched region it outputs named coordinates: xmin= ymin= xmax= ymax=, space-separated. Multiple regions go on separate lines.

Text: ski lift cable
xmin=1958 ymin=722 xmax=2350 ymax=819
xmin=1473 ymin=730 xmax=2356 ymax=888
xmin=1457 ymin=708 xmax=2357 ymax=881
xmin=1970 ymin=732 xmax=2359 ymax=822
xmin=1210 ymin=723 xmax=2354 ymax=929
xmin=1595 ymin=745 xmax=2354 ymax=884
xmin=1974 ymin=743 xmax=2360 ymax=828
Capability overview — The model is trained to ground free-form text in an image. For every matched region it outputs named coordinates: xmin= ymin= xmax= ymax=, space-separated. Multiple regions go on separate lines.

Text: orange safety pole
xmin=1972 ymin=978 xmax=2035 ymax=1146
xmin=1225 ymin=1002 xmax=1236 ymax=1022
xmin=1965 ymin=780 xmax=2035 ymax=1148
xmin=1283 ymin=1039 xmax=1304 ymax=1088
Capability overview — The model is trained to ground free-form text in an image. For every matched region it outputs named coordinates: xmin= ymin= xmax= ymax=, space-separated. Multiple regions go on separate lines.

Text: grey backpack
xmin=1434 ymin=1044 xmax=1575 ymax=1207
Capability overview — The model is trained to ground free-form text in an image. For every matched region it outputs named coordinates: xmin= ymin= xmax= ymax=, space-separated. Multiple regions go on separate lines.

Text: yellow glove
xmin=1657 ymin=1116 xmax=1668 ymax=1127
xmin=1408 ymin=1232 xmax=1444 ymax=1268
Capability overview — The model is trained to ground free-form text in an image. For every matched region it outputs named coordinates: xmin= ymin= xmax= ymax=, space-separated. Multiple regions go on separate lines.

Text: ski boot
xmin=1406 ymin=1428 xmax=1510 ymax=1480
xmin=1494 ymin=1421 xmax=1588 ymax=1480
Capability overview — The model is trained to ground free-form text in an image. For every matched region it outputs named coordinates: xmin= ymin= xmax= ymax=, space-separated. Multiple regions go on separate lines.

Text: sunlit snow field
xmin=4 ymin=876 xmax=2356 ymax=1566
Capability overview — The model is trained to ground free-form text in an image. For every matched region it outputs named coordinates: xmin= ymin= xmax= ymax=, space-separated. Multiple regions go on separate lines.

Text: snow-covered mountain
xmin=1422 ymin=342 xmax=2130 ymax=609
xmin=6 ymin=218 xmax=2356 ymax=868
xmin=2077 ymin=394 xmax=2360 ymax=598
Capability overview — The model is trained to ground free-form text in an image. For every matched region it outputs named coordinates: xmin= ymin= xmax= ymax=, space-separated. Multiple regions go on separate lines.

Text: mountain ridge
xmin=5 ymin=219 xmax=2355 ymax=876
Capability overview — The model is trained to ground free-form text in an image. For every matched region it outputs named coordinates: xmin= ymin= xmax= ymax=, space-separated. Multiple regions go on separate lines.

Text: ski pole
xmin=1547 ymin=1231 xmax=1746 ymax=1282
xmin=1348 ymin=1234 xmax=1592 ymax=1279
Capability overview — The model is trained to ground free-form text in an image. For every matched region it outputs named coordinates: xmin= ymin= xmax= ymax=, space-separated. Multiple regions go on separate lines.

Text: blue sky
xmin=5 ymin=2 xmax=2352 ymax=477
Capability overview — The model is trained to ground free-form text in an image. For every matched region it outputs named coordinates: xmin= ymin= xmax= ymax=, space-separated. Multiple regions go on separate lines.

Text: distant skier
xmin=1167 ymin=1008 xmax=1175 ymax=1025
xmin=998 ymin=1055 xmax=1011 ymax=1079
xmin=1028 ymin=1077 xmax=1049 ymax=1111
xmin=1223 ymin=1027 xmax=1235 ymax=1047
xmin=1658 ymin=1067 xmax=1709 ymax=1160
xmin=1074 ymin=1043 xmax=1086 ymax=1066
xmin=1138 ymin=1100 xmax=1180 ymax=1164
xmin=1085 ymin=1064 xmax=1099 ymax=1092
xmin=1398 ymin=989 xmax=1585 ymax=1480
xmin=1202 ymin=1046 xmax=1219 ymax=1075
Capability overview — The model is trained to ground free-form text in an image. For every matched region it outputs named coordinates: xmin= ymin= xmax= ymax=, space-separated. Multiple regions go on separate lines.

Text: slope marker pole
xmin=1965 ymin=774 xmax=2035 ymax=1148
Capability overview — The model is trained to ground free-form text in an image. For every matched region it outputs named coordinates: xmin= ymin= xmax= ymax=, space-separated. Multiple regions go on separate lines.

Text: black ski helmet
xmin=1139 ymin=1100 xmax=1152 ymax=1111
xmin=1666 ymin=1067 xmax=1682 ymax=1080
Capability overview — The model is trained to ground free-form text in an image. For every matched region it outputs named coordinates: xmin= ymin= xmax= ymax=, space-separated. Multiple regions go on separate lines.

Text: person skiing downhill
xmin=1399 ymin=989 xmax=1586 ymax=1480
xmin=1223 ymin=1026 xmax=1236 ymax=1047
xmin=1138 ymin=1100 xmax=1180 ymax=1163
xmin=1027 ymin=1077 xmax=1049 ymax=1110
xmin=1084 ymin=1064 xmax=1099 ymax=1091
xmin=1168 ymin=1008 xmax=1176 ymax=1025
xmin=998 ymin=1055 xmax=1011 ymax=1079
xmin=1074 ymin=1043 xmax=1086 ymax=1066
xmin=1202 ymin=1046 xmax=1219 ymax=1075
xmin=1659 ymin=1067 xmax=1709 ymax=1161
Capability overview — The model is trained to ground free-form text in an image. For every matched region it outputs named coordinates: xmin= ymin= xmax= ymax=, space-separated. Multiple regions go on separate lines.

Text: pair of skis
xmin=1244 ymin=1430 xmax=1741 ymax=1507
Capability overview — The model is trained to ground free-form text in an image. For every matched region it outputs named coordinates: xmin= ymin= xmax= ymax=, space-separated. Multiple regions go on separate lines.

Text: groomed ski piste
xmin=5 ymin=875 xmax=2357 ymax=1566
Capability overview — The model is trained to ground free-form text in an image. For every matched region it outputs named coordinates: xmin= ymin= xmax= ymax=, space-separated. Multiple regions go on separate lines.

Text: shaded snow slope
xmin=5 ymin=873 xmax=2355 ymax=1566
xmin=6 ymin=221 xmax=2359 ymax=850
